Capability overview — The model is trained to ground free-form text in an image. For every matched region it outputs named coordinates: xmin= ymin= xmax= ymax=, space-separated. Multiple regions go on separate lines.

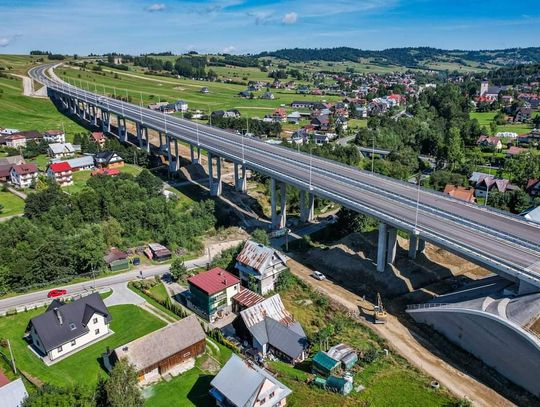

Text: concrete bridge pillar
xmin=280 ymin=183 xmax=287 ymax=229
xmin=101 ymin=111 xmax=111 ymax=133
xmin=166 ymin=135 xmax=173 ymax=172
xmin=518 ymin=280 xmax=540 ymax=295
xmin=386 ymin=226 xmax=398 ymax=264
xmin=190 ymin=145 xmax=200 ymax=164
xmin=270 ymin=179 xmax=287 ymax=230
xmin=418 ymin=239 xmax=426 ymax=254
xmin=174 ymin=139 xmax=180 ymax=172
xmin=207 ymin=153 xmax=222 ymax=196
xmin=234 ymin=162 xmax=247 ymax=193
xmin=299 ymin=190 xmax=315 ymax=223
xmin=408 ymin=233 xmax=419 ymax=259
xmin=377 ymin=223 xmax=388 ymax=272
xmin=117 ymin=115 xmax=127 ymax=142
xmin=158 ymin=132 xmax=165 ymax=152
xmin=143 ymin=127 xmax=150 ymax=153
xmin=136 ymin=122 xmax=143 ymax=148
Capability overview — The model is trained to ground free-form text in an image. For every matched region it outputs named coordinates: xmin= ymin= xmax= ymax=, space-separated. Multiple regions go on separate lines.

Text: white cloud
xmin=0 ymin=37 xmax=11 ymax=47
xmin=282 ymin=12 xmax=298 ymax=25
xmin=222 ymin=45 xmax=236 ymax=54
xmin=146 ymin=3 xmax=166 ymax=12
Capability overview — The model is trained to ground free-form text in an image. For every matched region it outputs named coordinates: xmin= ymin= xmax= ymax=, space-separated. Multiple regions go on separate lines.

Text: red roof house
xmin=48 ymin=162 xmax=72 ymax=173
xmin=188 ymin=267 xmax=240 ymax=295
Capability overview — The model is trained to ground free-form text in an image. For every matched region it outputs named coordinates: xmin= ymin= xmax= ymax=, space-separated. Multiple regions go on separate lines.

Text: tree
xmin=99 ymin=359 xmax=144 ymax=407
xmin=136 ymin=169 xmax=162 ymax=196
xmin=446 ymin=127 xmax=464 ymax=171
xmin=251 ymin=229 xmax=270 ymax=246
xmin=0 ymin=203 xmax=3 ymax=214
xmin=170 ymin=257 xmax=189 ymax=282
xmin=22 ymin=385 xmax=94 ymax=407
xmin=336 ymin=208 xmax=378 ymax=234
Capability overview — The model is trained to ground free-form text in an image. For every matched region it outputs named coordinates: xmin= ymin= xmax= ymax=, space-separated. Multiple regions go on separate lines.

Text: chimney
xmin=53 ymin=308 xmax=63 ymax=325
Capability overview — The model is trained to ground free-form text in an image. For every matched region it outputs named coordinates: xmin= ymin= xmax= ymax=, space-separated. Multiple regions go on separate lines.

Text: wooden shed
xmin=112 ymin=315 xmax=206 ymax=382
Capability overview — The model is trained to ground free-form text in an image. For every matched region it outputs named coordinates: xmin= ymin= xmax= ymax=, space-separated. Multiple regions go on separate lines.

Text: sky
xmin=0 ymin=0 xmax=539 ymax=55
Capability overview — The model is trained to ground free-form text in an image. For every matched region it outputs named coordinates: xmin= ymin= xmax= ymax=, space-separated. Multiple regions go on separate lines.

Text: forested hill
xmin=257 ymin=47 xmax=540 ymax=68
xmin=485 ymin=63 xmax=540 ymax=86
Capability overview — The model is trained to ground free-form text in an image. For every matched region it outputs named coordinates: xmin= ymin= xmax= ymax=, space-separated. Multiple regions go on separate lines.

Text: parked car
xmin=47 ymin=289 xmax=67 ymax=298
xmin=132 ymin=257 xmax=141 ymax=266
xmin=312 ymin=271 xmax=326 ymax=281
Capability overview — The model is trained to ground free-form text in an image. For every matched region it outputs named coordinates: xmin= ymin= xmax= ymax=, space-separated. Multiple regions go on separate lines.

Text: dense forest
xmin=258 ymin=47 xmax=540 ymax=68
xmin=484 ymin=63 xmax=540 ymax=86
xmin=0 ymin=171 xmax=216 ymax=294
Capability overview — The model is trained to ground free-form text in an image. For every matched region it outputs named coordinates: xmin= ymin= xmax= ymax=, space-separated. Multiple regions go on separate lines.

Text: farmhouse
xmin=235 ymin=240 xmax=288 ymax=295
xmin=109 ymin=315 xmax=205 ymax=383
xmin=210 ymin=354 xmax=292 ymax=407
xmin=27 ymin=293 xmax=111 ymax=362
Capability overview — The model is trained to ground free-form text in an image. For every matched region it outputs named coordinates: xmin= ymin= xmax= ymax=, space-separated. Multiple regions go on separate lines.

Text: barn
xmin=110 ymin=315 xmax=206 ymax=383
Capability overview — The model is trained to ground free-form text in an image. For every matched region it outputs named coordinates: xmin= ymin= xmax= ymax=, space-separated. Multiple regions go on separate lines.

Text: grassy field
xmin=0 ymin=190 xmax=25 ymax=217
xmin=0 ymin=304 xmax=165 ymax=387
xmin=64 ymin=164 xmax=143 ymax=194
xmin=470 ymin=111 xmax=534 ymax=135
xmin=273 ymin=280 xmax=456 ymax=407
xmin=145 ymin=339 xmax=232 ymax=406
xmin=0 ymin=76 xmax=86 ymax=140
xmin=57 ymin=65 xmax=345 ymax=119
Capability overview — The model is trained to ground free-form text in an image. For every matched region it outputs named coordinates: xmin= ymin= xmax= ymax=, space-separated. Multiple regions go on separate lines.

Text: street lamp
xmin=309 ymin=146 xmax=313 ymax=191
xmin=413 ymin=174 xmax=421 ymax=234
xmin=196 ymin=122 xmax=200 ymax=146
xmin=139 ymin=91 xmax=144 ymax=124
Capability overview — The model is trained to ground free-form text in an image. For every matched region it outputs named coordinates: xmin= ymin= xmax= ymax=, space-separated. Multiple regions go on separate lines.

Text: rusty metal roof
xmin=231 ymin=287 xmax=264 ymax=308
xmin=236 ymin=240 xmax=287 ymax=274
xmin=240 ymin=294 xmax=294 ymax=328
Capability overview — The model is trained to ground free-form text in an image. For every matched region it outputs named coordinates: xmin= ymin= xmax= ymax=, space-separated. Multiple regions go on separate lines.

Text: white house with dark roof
xmin=235 ymin=240 xmax=288 ymax=295
xmin=210 ymin=354 xmax=291 ymax=407
xmin=27 ymin=293 xmax=111 ymax=362
xmin=10 ymin=163 xmax=38 ymax=189
xmin=47 ymin=142 xmax=80 ymax=159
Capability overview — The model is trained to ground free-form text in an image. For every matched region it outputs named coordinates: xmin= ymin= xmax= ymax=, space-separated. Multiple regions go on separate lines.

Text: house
xmin=0 ymin=374 xmax=28 ymax=407
xmin=48 ymin=142 xmax=79 ymax=159
xmin=27 ymin=293 xmax=111 ymax=362
xmin=476 ymin=135 xmax=502 ymax=150
xmin=231 ymin=287 xmax=264 ymax=313
xmin=291 ymin=129 xmax=308 ymax=145
xmin=94 ymin=151 xmax=124 ymax=169
xmin=506 ymin=146 xmax=527 ymax=157
xmin=443 ymin=184 xmax=475 ymax=203
xmin=239 ymin=90 xmax=253 ymax=98
xmin=0 ymin=165 xmax=11 ymax=182
xmin=311 ymin=115 xmax=330 ymax=131
xmin=211 ymin=109 xmax=241 ymax=119
xmin=104 ymin=247 xmax=129 ymax=271
xmin=145 ymin=243 xmax=172 ymax=262
xmin=354 ymin=105 xmax=368 ymax=118
xmin=314 ymin=133 xmax=331 ymax=145
xmin=237 ymin=294 xmax=308 ymax=364
xmin=4 ymin=134 xmax=27 ymax=149
xmin=335 ymin=116 xmax=348 ymax=130
xmin=61 ymin=156 xmax=95 ymax=172
xmin=260 ymin=92 xmax=275 ymax=100
xmin=210 ymin=354 xmax=292 ymax=407
xmin=526 ymin=179 xmax=540 ymax=198
xmin=514 ymin=107 xmax=531 ymax=123
xmin=108 ymin=315 xmax=205 ymax=383
xmin=326 ymin=343 xmax=358 ymax=371
xmin=11 ymin=130 xmax=42 ymax=142
xmin=474 ymin=175 xmax=514 ymax=198
xmin=43 ymin=130 xmax=65 ymax=143
xmin=272 ymin=108 xmax=287 ymax=120
xmin=312 ymin=351 xmax=340 ymax=377
xmin=0 ymin=128 xmax=20 ymax=136
xmin=287 ymin=111 xmax=302 ymax=124
xmin=175 ymin=100 xmax=189 ymax=112
xmin=236 ymin=241 xmax=288 ymax=295
xmin=91 ymin=132 xmax=106 ymax=148
xmin=10 ymin=164 xmax=38 ymax=189
xmin=297 ymin=85 xmax=310 ymax=94
xmin=496 ymin=131 xmax=518 ymax=139
xmin=187 ymin=267 xmax=240 ymax=322
xmin=46 ymin=162 xmax=73 ymax=187
xmin=0 ymin=156 xmax=25 ymax=182
xmin=291 ymin=101 xmax=315 ymax=109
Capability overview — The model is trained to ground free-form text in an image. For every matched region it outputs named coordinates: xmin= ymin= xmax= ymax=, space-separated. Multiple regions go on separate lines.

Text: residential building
xmin=314 ymin=133 xmax=331 ymax=145
xmin=0 ymin=374 xmax=28 ymax=407
xmin=211 ymin=109 xmax=241 ymax=119
xmin=94 ymin=151 xmax=124 ymax=169
xmin=5 ymin=134 xmax=27 ymax=149
xmin=291 ymin=101 xmax=315 ymax=109
xmin=108 ymin=315 xmax=205 ymax=383
xmin=103 ymin=247 xmax=129 ymax=272
xmin=496 ymin=131 xmax=518 ymax=139
xmin=176 ymin=100 xmax=189 ymax=112
xmin=506 ymin=146 xmax=527 ymax=158
xmin=0 ymin=156 xmax=25 ymax=182
xmin=46 ymin=162 xmax=73 ymax=187
xmin=238 ymin=90 xmax=252 ymax=98
xmin=187 ymin=267 xmax=240 ymax=322
xmin=236 ymin=294 xmax=308 ymax=364
xmin=231 ymin=287 xmax=264 ymax=313
xmin=260 ymin=92 xmax=275 ymax=100
xmin=235 ymin=240 xmax=289 ymax=295
xmin=43 ymin=130 xmax=65 ymax=143
xmin=27 ymin=293 xmax=111 ymax=362
xmin=514 ymin=107 xmax=531 ymax=123
xmin=210 ymin=354 xmax=292 ymax=407
xmin=476 ymin=135 xmax=502 ymax=150
xmin=474 ymin=176 xmax=514 ymax=198
xmin=48 ymin=142 xmax=79 ymax=159
xmin=61 ymin=156 xmax=95 ymax=172
xmin=526 ymin=179 xmax=540 ymax=198
xmin=11 ymin=130 xmax=42 ymax=142
xmin=91 ymin=132 xmax=106 ymax=148
xmin=287 ymin=111 xmax=302 ymax=124
xmin=443 ymin=184 xmax=475 ymax=203
xmin=10 ymin=164 xmax=38 ymax=189
xmin=335 ymin=116 xmax=348 ymax=130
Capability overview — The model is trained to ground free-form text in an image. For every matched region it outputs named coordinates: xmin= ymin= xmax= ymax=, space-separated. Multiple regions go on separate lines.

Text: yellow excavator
xmin=374 ymin=293 xmax=387 ymax=324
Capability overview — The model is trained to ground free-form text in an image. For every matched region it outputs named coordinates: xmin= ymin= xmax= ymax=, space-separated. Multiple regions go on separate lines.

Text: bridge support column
xmin=386 ymin=226 xmax=397 ymax=265
xmin=234 ymin=162 xmax=247 ymax=193
xmin=158 ymin=132 xmax=165 ymax=152
xmin=174 ymin=139 xmax=180 ymax=172
xmin=518 ymin=280 xmax=540 ymax=295
xmin=270 ymin=179 xmax=287 ymax=230
xmin=136 ymin=122 xmax=143 ymax=148
xmin=117 ymin=115 xmax=127 ymax=143
xmin=377 ymin=223 xmax=387 ymax=272
xmin=101 ymin=111 xmax=111 ymax=133
xmin=207 ymin=153 xmax=222 ymax=196
xmin=190 ymin=145 xmax=200 ymax=164
xmin=299 ymin=190 xmax=315 ymax=223
xmin=408 ymin=233 xmax=419 ymax=259
xmin=166 ymin=135 xmax=173 ymax=172
xmin=417 ymin=239 xmax=426 ymax=254
xmin=90 ymin=105 xmax=98 ymax=126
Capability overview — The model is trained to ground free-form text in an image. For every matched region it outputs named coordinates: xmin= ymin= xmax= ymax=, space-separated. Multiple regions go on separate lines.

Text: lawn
xmin=0 ymin=76 xmax=86 ymax=141
xmin=0 ymin=304 xmax=165 ymax=387
xmin=65 ymin=164 xmax=143 ymax=194
xmin=469 ymin=111 xmax=533 ymax=135
xmin=0 ymin=190 xmax=25 ymax=217
xmin=145 ymin=339 xmax=232 ymax=407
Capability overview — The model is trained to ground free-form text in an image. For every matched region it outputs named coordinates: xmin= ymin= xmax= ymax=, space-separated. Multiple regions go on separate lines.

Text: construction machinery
xmin=374 ymin=293 xmax=387 ymax=324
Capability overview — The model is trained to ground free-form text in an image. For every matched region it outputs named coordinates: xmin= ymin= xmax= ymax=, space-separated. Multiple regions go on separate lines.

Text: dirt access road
xmin=288 ymin=259 xmax=514 ymax=407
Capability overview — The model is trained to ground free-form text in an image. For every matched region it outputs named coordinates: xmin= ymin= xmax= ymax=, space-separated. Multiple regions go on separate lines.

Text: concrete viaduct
xmin=29 ymin=64 xmax=540 ymax=294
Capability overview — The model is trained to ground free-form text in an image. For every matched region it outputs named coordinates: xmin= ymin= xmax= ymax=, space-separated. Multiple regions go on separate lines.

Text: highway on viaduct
xmin=29 ymin=64 xmax=540 ymax=290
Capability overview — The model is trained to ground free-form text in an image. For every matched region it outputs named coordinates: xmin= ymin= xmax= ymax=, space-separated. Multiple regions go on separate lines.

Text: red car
xmin=47 ymin=289 xmax=67 ymax=298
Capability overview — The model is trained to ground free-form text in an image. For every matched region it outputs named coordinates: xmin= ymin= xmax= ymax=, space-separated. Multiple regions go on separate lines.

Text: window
xmin=95 ymin=329 xmax=100 ymax=335
xmin=269 ymin=391 xmax=275 ymax=399
xmin=71 ymin=340 xmax=76 ymax=346
xmin=259 ymin=397 xmax=266 ymax=404
xmin=69 ymin=322 xmax=77 ymax=331
xmin=93 ymin=317 xmax=98 ymax=324
xmin=57 ymin=346 xmax=63 ymax=352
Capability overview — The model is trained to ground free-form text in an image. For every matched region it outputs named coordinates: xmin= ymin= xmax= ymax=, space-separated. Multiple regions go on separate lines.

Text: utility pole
xmin=7 ymin=339 xmax=16 ymax=374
